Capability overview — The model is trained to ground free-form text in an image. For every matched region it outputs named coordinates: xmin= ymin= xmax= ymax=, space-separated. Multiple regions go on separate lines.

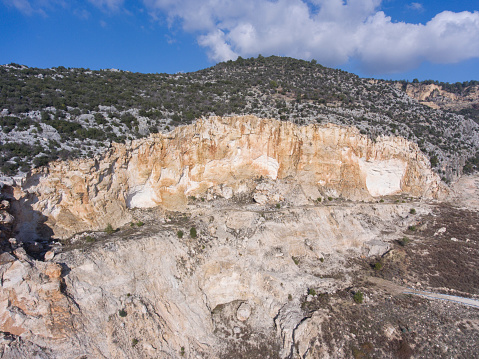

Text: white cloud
xmin=143 ymin=0 xmax=479 ymax=75
xmin=88 ymin=0 xmax=124 ymax=12
xmin=407 ymin=2 xmax=424 ymax=12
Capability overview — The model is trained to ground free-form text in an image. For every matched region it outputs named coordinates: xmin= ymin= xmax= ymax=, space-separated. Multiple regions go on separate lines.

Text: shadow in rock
xmin=1 ymin=183 xmax=55 ymax=260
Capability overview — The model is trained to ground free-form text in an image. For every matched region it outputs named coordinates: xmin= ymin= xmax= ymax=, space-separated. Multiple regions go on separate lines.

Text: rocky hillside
xmin=1 ymin=56 xmax=479 ymax=180
xmin=0 ymin=116 xmax=478 ymax=358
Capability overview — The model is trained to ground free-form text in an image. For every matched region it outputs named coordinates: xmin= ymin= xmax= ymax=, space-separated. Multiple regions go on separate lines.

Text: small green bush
xmin=85 ymin=236 xmax=95 ymax=243
xmin=118 ymin=309 xmax=127 ymax=317
xmin=177 ymin=230 xmax=184 ymax=239
xmin=190 ymin=227 xmax=197 ymax=238
xmin=317 ymin=197 xmax=322 ymax=202
xmin=409 ymin=208 xmax=416 ymax=215
xmin=292 ymin=256 xmax=300 ymax=265
xmin=408 ymin=225 xmax=417 ymax=232
xmin=328 ymin=197 xmax=333 ymax=201
xmin=319 ymin=257 xmax=324 ymax=263
xmin=308 ymin=288 xmax=316 ymax=296
xmin=374 ymin=262 xmax=383 ymax=271
xmin=379 ymin=199 xmax=384 ymax=203
xmin=132 ymin=338 xmax=138 ymax=347
xmin=398 ymin=237 xmax=411 ymax=246
xmin=180 ymin=347 xmax=185 ymax=356
xmin=353 ymin=291 xmax=364 ymax=304
xmin=136 ymin=220 xmax=144 ymax=227
xmin=288 ymin=294 xmax=293 ymax=301
xmin=276 ymin=203 xmax=281 ymax=209
xmin=105 ymin=223 xmax=115 ymax=235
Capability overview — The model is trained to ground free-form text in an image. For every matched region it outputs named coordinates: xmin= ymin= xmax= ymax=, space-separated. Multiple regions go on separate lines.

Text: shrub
xmin=136 ymin=220 xmax=144 ymax=227
xmin=118 ymin=309 xmax=127 ymax=317
xmin=328 ymin=197 xmax=333 ymax=201
xmin=308 ymin=288 xmax=316 ymax=296
xmin=288 ymin=294 xmax=292 ymax=301
xmin=190 ymin=227 xmax=197 ymax=238
xmin=353 ymin=291 xmax=364 ymax=304
xmin=276 ymin=203 xmax=281 ymax=209
xmin=292 ymin=256 xmax=300 ymax=265
xmin=105 ymin=223 xmax=115 ymax=234
xmin=408 ymin=225 xmax=417 ymax=232
xmin=409 ymin=208 xmax=416 ymax=215
xmin=317 ymin=197 xmax=322 ymax=202
xmin=85 ymin=236 xmax=95 ymax=243
xmin=177 ymin=230 xmax=184 ymax=239
xmin=374 ymin=261 xmax=383 ymax=271
xmin=180 ymin=347 xmax=185 ymax=356
xmin=319 ymin=257 xmax=324 ymax=263
xmin=398 ymin=237 xmax=411 ymax=246
xmin=132 ymin=338 xmax=138 ymax=347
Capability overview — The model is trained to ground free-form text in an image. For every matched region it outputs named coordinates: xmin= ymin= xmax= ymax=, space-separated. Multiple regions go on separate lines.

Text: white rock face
xmin=359 ymin=158 xmax=407 ymax=197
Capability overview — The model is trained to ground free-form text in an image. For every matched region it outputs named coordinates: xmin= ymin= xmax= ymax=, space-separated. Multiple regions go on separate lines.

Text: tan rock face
xmin=14 ymin=116 xmax=443 ymax=239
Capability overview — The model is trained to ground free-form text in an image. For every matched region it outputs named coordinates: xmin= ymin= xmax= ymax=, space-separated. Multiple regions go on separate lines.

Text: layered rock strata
xmin=12 ymin=115 xmax=442 ymax=239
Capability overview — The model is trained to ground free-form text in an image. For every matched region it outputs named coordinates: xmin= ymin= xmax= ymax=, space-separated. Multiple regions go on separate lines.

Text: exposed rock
xmin=11 ymin=116 xmax=444 ymax=239
xmin=236 ymin=302 xmax=252 ymax=321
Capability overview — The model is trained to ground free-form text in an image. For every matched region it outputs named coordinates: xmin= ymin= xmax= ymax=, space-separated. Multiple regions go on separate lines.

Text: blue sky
xmin=1 ymin=0 xmax=478 ymax=82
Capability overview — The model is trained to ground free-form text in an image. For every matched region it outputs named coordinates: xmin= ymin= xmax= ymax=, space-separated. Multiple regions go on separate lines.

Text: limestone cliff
xmin=12 ymin=115 xmax=443 ymax=239
xmin=394 ymin=82 xmax=479 ymax=112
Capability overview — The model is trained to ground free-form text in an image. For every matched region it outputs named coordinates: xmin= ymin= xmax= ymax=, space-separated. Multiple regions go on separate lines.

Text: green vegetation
xmin=177 ymin=230 xmax=184 ymax=239
xmin=105 ymin=223 xmax=115 ymax=235
xmin=408 ymin=225 xmax=417 ymax=232
xmin=292 ymin=256 xmax=300 ymax=265
xmin=180 ymin=347 xmax=185 ymax=356
xmin=136 ymin=220 xmax=144 ymax=227
xmin=398 ymin=237 xmax=411 ymax=246
xmin=190 ymin=227 xmax=197 ymax=238
xmin=85 ymin=236 xmax=95 ymax=243
xmin=353 ymin=291 xmax=364 ymax=304
xmin=328 ymin=197 xmax=333 ymax=201
xmin=131 ymin=339 xmax=138 ymax=347
xmin=308 ymin=288 xmax=316 ymax=296
xmin=409 ymin=208 xmax=416 ymax=215
xmin=118 ymin=309 xmax=127 ymax=317
xmin=276 ymin=203 xmax=281 ymax=209
xmin=374 ymin=261 xmax=383 ymax=271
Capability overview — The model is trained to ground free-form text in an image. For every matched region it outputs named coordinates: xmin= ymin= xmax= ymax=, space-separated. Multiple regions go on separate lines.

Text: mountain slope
xmin=1 ymin=57 xmax=478 ymax=179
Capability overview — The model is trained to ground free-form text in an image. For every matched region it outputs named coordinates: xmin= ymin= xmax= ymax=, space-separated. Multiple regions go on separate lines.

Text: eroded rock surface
xmin=11 ymin=116 xmax=443 ymax=239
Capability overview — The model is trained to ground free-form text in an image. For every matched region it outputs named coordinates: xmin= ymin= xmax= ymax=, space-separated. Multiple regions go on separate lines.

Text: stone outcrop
xmin=10 ymin=116 xmax=443 ymax=240
xmin=395 ymin=82 xmax=479 ymax=112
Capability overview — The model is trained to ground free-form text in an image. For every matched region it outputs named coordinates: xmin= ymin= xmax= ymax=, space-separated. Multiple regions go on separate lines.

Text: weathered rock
xmin=236 ymin=302 xmax=252 ymax=321
xmin=11 ymin=116 xmax=444 ymax=239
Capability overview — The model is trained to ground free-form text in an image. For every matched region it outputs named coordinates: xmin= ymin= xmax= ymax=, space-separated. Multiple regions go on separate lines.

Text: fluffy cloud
xmin=143 ymin=0 xmax=479 ymax=74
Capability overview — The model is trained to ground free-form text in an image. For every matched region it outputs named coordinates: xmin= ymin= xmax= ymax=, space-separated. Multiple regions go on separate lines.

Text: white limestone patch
xmin=252 ymin=155 xmax=279 ymax=179
xmin=359 ymin=158 xmax=407 ymax=197
xmin=127 ymin=182 xmax=158 ymax=208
